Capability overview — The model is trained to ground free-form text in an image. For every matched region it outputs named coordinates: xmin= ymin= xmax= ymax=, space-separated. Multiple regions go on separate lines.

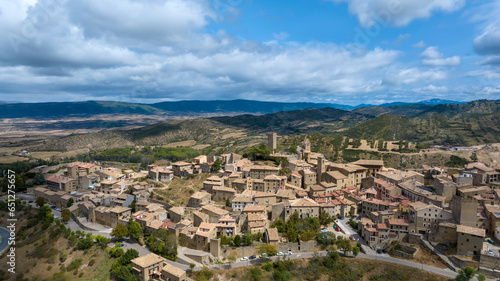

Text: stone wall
xmin=277 ymin=241 xmax=317 ymax=253
xmin=479 ymin=254 xmax=500 ymax=270
xmin=450 ymin=256 xmax=479 ymax=269
xmin=221 ymin=246 xmax=259 ymax=259
xmin=390 ymin=244 xmax=418 ymax=259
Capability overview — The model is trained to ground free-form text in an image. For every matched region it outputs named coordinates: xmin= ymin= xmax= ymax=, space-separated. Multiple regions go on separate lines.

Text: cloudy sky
xmin=1 ymin=0 xmax=500 ymax=105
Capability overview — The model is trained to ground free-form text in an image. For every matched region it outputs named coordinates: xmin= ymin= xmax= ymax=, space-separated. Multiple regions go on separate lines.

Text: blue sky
xmin=0 ymin=0 xmax=499 ymax=105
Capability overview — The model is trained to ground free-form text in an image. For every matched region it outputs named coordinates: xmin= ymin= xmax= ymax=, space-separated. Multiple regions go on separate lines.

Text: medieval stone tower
xmin=317 ymin=155 xmax=325 ymax=184
xmin=268 ymin=132 xmax=277 ymax=154
xmin=450 ymin=195 xmax=478 ymax=227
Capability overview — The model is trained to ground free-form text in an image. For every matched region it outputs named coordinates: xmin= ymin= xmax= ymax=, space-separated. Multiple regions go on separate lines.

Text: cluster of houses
xmin=30 ymin=135 xmax=500 ymax=281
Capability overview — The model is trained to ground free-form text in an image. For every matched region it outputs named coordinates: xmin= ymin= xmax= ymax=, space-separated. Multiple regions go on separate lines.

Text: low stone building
xmin=131 ymin=253 xmax=165 ymax=281
xmin=161 ymin=263 xmax=187 ymax=281
xmin=187 ymin=191 xmax=211 ymax=208
xmin=457 ymin=224 xmax=485 ymax=256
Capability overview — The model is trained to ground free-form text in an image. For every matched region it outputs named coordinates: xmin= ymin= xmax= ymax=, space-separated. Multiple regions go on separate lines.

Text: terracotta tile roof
xmin=162 ymin=263 xmax=185 ymax=278
xmin=388 ymin=219 xmax=409 ymax=226
xmin=131 ymin=253 xmax=164 ymax=268
xmin=266 ymin=227 xmax=279 ymax=241
xmin=456 ymin=224 xmax=486 ymax=237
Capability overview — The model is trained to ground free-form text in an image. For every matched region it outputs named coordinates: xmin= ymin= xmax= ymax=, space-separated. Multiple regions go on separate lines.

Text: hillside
xmin=210 ymin=107 xmax=371 ymax=134
xmin=0 ymin=99 xmax=355 ymax=119
xmin=30 ymin=100 xmax=500 ymax=154
xmin=344 ymin=114 xmax=413 ymax=140
xmin=0 ymin=205 xmax=116 ymax=281
xmin=416 ymin=100 xmax=500 ymax=119
xmin=353 ymin=104 xmax=433 ymax=117
xmin=0 ymin=101 xmax=162 ymax=118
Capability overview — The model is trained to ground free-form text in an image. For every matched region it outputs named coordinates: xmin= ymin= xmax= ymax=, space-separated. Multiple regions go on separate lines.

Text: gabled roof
xmin=131 ymin=253 xmax=164 ymax=268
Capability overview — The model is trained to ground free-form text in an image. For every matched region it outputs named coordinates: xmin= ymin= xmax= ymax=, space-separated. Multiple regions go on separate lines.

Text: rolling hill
xmin=32 ymin=99 xmax=500 ymax=153
xmin=0 ymin=99 xmax=354 ymax=119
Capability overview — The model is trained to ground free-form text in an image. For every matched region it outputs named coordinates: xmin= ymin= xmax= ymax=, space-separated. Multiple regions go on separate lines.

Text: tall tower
xmin=317 ymin=155 xmax=325 ymax=184
xmin=304 ymin=137 xmax=311 ymax=152
xmin=450 ymin=195 xmax=478 ymax=227
xmin=268 ymin=132 xmax=277 ymax=154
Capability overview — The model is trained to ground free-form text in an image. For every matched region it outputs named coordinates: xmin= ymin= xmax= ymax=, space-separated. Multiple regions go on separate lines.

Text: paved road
xmin=0 ymin=227 xmax=10 ymax=254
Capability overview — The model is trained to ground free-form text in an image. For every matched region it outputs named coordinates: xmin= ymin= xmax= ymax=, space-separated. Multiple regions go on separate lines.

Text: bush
xmin=88 ymin=259 xmax=95 ymax=266
xmin=262 ymin=263 xmax=273 ymax=272
xmin=247 ymin=268 xmax=262 ymax=281
xmin=66 ymin=259 xmax=82 ymax=272
xmin=59 ymin=253 xmax=67 ymax=263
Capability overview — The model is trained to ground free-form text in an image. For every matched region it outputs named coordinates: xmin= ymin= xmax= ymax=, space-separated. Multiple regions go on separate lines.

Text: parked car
xmin=382 ymin=250 xmax=387 ymax=254
xmin=277 ymin=252 xmax=284 ymax=256
xmin=285 ymin=251 xmax=292 ymax=256
xmin=56 ymin=208 xmax=62 ymax=212
xmin=489 ymin=249 xmax=494 ymax=255
xmin=249 ymin=255 xmax=256 ymax=260
xmin=321 ymin=228 xmax=328 ymax=233
xmin=488 ymin=238 xmax=495 ymax=244
xmin=339 ymin=216 xmax=345 ymax=220
xmin=376 ymin=249 xmax=382 ymax=254
xmin=349 ymin=236 xmax=354 ymax=240
xmin=240 ymin=257 xmax=248 ymax=261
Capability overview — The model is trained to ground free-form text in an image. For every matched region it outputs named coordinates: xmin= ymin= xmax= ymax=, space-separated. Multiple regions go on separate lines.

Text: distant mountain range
xmin=34 ymin=99 xmax=500 ymax=152
xmin=0 ymin=98 xmax=473 ymax=119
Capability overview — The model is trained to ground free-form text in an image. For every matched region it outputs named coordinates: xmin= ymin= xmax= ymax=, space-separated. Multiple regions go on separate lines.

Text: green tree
xmin=477 ymin=273 xmax=486 ymax=281
xmin=336 ymin=237 xmax=351 ymax=254
xmin=319 ymin=212 xmax=332 ymax=226
xmin=61 ymin=209 xmax=71 ymax=222
xmin=67 ymin=198 xmax=74 ymax=207
xmin=455 ymin=266 xmax=475 ymax=281
xmin=316 ymin=232 xmax=336 ymax=245
xmin=247 ymin=267 xmax=262 ymax=281
xmin=248 ymin=143 xmax=271 ymax=160
xmin=352 ymin=246 xmax=360 ymax=256
xmin=34 ymin=174 xmax=46 ymax=185
xmin=211 ymin=159 xmax=223 ymax=172
xmin=36 ymin=196 xmax=46 ymax=207
xmin=112 ymin=223 xmax=129 ymax=240
xmin=243 ymin=233 xmax=252 ymax=246
xmin=128 ymin=221 xmax=143 ymax=240
xmin=233 ymin=235 xmax=242 ymax=247
xmin=95 ymin=235 xmax=111 ymax=248
xmin=286 ymin=226 xmax=298 ymax=243
xmin=258 ymin=244 xmax=278 ymax=256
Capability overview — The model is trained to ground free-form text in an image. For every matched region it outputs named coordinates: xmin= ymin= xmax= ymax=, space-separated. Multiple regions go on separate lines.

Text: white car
xmin=285 ymin=251 xmax=292 ymax=256
xmin=240 ymin=257 xmax=248 ymax=261
xmin=277 ymin=252 xmax=284 ymax=256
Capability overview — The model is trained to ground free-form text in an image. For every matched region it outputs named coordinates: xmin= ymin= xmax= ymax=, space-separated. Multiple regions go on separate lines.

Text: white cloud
xmin=474 ymin=24 xmax=500 ymax=55
xmin=331 ymin=0 xmax=465 ymax=27
xmin=393 ymin=33 xmax=410 ymax=46
xmin=419 ymin=46 xmax=461 ymax=66
xmin=273 ymin=32 xmax=290 ymax=41
xmin=412 ymin=84 xmax=448 ymax=93
xmin=384 ymin=68 xmax=447 ymax=85
xmin=412 ymin=40 xmax=426 ymax=48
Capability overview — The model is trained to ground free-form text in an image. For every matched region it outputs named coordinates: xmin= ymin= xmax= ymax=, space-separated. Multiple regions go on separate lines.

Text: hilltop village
xmin=28 ymin=133 xmax=500 ymax=281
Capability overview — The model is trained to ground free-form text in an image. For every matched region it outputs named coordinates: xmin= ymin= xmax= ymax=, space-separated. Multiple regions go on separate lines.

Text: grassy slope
xmin=211 ymin=257 xmax=452 ymax=281
xmin=0 ymin=209 xmax=115 ymax=281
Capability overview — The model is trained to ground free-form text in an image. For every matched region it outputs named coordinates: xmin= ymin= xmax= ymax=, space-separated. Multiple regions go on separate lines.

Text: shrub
xmin=66 ymin=259 xmax=82 ymax=272
xmin=88 ymin=259 xmax=96 ymax=266
xmin=59 ymin=252 xmax=67 ymax=263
